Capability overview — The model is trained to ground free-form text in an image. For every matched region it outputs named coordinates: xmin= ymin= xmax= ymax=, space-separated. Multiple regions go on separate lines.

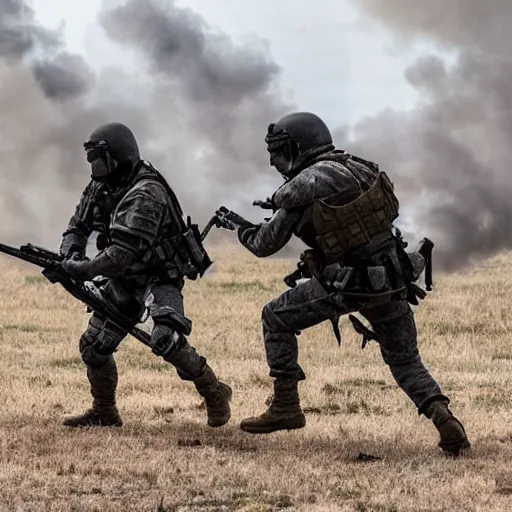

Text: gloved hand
xmin=61 ymin=257 xmax=93 ymax=281
xmin=252 ymin=197 xmax=275 ymax=211
xmin=59 ymin=246 xmax=84 ymax=261
xmin=215 ymin=206 xmax=252 ymax=231
xmin=66 ymin=251 xmax=84 ymax=261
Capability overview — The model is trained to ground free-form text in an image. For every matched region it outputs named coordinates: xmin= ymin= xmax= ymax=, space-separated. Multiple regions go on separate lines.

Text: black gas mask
xmin=84 ymin=140 xmax=118 ymax=181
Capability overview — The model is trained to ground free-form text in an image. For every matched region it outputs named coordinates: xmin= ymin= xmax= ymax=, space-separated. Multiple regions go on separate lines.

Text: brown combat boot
xmin=426 ymin=401 xmax=470 ymax=456
xmin=63 ymin=359 xmax=123 ymax=428
xmin=240 ymin=377 xmax=306 ymax=434
xmin=194 ymin=365 xmax=232 ymax=427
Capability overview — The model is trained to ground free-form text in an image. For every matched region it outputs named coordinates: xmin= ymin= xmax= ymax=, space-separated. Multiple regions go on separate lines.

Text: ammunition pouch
xmin=313 ymin=172 xmax=399 ymax=264
xmin=183 ymin=221 xmax=212 ymax=273
xmin=149 ymin=217 xmax=213 ymax=281
xmin=366 ymin=265 xmax=392 ymax=292
xmin=148 ymin=217 xmax=212 ymax=280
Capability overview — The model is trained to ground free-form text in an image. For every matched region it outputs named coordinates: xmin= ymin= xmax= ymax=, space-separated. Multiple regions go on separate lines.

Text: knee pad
xmin=149 ymin=306 xmax=192 ymax=336
xmin=79 ymin=333 xmax=113 ymax=368
xmin=79 ymin=315 xmax=125 ymax=366
xmin=151 ymin=324 xmax=185 ymax=358
xmin=149 ymin=304 xmax=193 ymax=358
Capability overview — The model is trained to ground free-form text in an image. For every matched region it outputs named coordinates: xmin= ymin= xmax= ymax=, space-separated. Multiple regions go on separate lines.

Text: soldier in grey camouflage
xmin=60 ymin=122 xmax=232 ymax=428
xmin=217 ymin=112 xmax=470 ymax=456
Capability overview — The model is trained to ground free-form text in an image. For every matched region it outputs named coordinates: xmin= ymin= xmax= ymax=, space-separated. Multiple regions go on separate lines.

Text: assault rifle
xmin=0 ymin=242 xmax=152 ymax=348
xmin=0 ymin=216 xmax=223 ymax=347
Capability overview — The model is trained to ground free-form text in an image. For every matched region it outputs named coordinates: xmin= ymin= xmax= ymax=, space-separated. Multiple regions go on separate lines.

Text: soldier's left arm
xmin=89 ymin=182 xmax=166 ymax=278
xmin=237 ymin=207 xmax=303 ymax=257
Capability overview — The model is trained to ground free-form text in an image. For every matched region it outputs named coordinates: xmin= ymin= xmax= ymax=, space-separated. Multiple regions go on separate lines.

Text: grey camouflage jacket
xmin=238 ymin=150 xmax=382 ymax=257
xmin=60 ymin=163 xmax=181 ymax=284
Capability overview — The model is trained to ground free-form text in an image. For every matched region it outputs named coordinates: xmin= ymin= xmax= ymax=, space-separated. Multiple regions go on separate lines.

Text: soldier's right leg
xmin=63 ymin=313 xmax=126 ymax=427
xmin=241 ymin=278 xmax=351 ymax=434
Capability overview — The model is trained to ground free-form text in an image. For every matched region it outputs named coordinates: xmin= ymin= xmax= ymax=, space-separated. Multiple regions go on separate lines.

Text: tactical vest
xmin=103 ymin=161 xmax=211 ymax=281
xmin=312 ymin=171 xmax=399 ymax=264
xmin=135 ymin=162 xmax=213 ymax=280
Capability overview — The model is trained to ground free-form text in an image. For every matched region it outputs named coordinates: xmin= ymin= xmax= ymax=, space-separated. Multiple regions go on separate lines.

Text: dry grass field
xmin=1 ymin=245 xmax=512 ymax=511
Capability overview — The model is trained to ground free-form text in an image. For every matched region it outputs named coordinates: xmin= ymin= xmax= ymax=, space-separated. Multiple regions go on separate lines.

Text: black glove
xmin=215 ymin=206 xmax=252 ymax=231
xmin=66 ymin=251 xmax=84 ymax=261
xmin=61 ymin=257 xmax=93 ymax=281
xmin=252 ymin=197 xmax=275 ymax=210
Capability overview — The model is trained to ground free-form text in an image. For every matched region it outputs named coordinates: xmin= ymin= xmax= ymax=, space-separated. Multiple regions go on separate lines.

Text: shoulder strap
xmin=132 ymin=160 xmax=187 ymax=233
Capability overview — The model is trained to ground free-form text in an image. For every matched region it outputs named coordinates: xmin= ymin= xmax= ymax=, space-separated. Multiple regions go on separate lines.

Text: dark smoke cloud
xmin=340 ymin=0 xmax=512 ymax=271
xmin=4 ymin=0 xmax=509 ymax=270
xmin=0 ymin=0 xmax=293 ymax=254
xmin=99 ymin=0 xmax=291 ymax=193
xmin=0 ymin=0 xmax=155 ymax=246
xmin=33 ymin=52 xmax=94 ymax=100
xmin=0 ymin=0 xmax=98 ymax=246
xmin=0 ymin=0 xmax=93 ymax=100
xmin=0 ymin=0 xmax=58 ymax=59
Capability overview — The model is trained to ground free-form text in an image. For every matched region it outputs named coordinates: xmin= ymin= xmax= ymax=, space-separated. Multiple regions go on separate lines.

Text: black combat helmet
xmin=88 ymin=122 xmax=140 ymax=162
xmin=85 ymin=122 xmax=140 ymax=180
xmin=265 ymin=111 xmax=334 ymax=178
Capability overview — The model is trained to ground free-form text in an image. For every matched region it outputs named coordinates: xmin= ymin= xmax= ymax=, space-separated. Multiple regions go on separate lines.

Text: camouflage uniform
xmin=239 ymin=152 xmax=444 ymax=408
xmin=60 ymin=123 xmax=231 ymax=428
xmin=224 ymin=112 xmax=469 ymax=455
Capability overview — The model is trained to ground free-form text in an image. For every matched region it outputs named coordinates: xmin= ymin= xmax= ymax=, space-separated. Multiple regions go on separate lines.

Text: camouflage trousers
xmin=79 ymin=279 xmax=206 ymax=380
xmin=261 ymin=278 xmax=447 ymax=415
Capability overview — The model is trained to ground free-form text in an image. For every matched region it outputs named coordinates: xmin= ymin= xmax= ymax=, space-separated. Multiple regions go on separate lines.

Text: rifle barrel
xmin=0 ymin=242 xmax=56 ymax=268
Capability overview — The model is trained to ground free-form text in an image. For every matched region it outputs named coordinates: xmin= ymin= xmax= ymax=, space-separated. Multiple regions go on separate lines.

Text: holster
xmin=149 ymin=218 xmax=213 ymax=282
xmin=283 ymin=249 xmax=320 ymax=288
xmin=403 ymin=237 xmax=434 ymax=304
xmin=300 ymin=249 xmax=325 ymax=281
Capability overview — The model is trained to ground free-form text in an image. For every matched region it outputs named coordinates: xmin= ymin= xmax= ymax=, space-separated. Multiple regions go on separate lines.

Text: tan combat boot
xmin=63 ymin=360 xmax=123 ymax=427
xmin=426 ymin=401 xmax=470 ymax=456
xmin=194 ymin=365 xmax=232 ymax=427
xmin=240 ymin=377 xmax=306 ymax=434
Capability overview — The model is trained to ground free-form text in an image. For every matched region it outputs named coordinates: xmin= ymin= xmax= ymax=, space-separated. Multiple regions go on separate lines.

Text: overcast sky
xmin=31 ymin=0 xmax=447 ymax=129
xmin=5 ymin=0 xmax=508 ymax=271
